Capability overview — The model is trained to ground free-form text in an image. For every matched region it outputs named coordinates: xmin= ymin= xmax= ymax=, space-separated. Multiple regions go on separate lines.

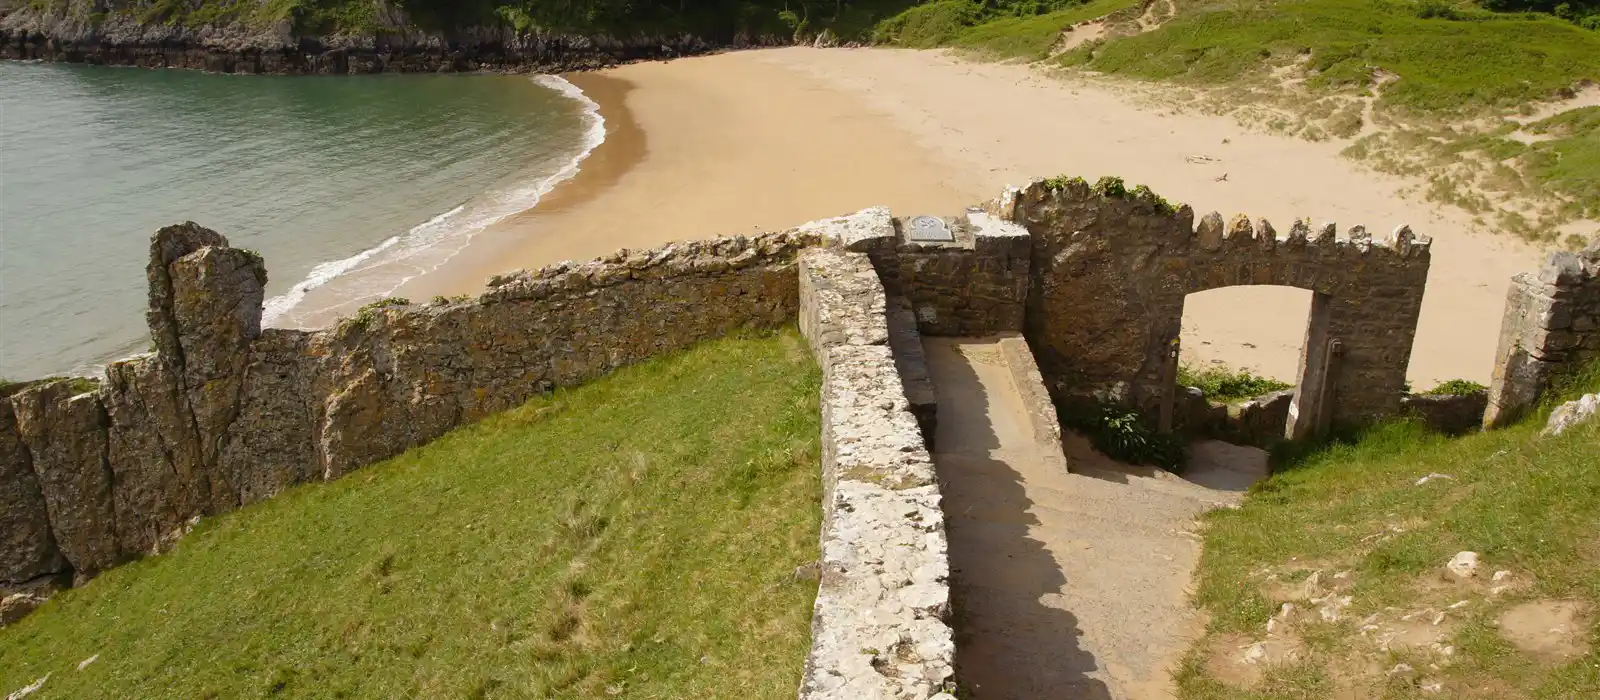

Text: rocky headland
xmin=0 ymin=0 xmax=792 ymax=74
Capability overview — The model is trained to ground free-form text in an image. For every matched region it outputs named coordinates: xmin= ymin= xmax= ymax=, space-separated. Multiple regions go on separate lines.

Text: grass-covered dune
xmin=1178 ymin=366 xmax=1600 ymax=698
xmin=0 ymin=329 xmax=822 ymax=699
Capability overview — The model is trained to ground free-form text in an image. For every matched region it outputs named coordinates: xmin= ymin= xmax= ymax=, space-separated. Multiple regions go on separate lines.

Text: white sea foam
xmin=260 ymin=74 xmax=606 ymax=327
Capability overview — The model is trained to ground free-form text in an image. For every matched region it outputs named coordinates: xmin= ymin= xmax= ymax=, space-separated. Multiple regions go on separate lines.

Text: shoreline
xmin=397 ymin=51 xmax=978 ymax=302
xmin=25 ymin=46 xmax=1560 ymax=391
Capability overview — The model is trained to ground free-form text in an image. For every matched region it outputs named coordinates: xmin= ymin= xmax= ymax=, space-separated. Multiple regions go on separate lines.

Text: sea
xmin=0 ymin=61 xmax=602 ymax=379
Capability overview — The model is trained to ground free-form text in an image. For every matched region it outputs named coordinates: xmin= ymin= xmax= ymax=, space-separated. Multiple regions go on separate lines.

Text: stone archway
xmin=993 ymin=179 xmax=1432 ymax=439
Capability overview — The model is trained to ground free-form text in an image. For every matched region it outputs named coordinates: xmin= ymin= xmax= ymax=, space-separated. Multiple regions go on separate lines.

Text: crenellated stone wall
xmin=0 ymin=222 xmax=814 ymax=591
xmin=1484 ymin=241 xmax=1600 ymax=427
xmin=993 ymin=179 xmax=1432 ymax=439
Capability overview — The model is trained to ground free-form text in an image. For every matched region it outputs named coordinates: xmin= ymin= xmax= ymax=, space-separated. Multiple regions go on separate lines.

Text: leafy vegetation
xmin=1063 ymin=401 xmax=1187 ymax=471
xmin=1057 ymin=0 xmax=1600 ymax=114
xmin=1424 ymin=378 xmax=1489 ymax=395
xmin=1178 ymin=365 xmax=1600 ymax=698
xmin=1179 ymin=364 xmax=1294 ymax=404
xmin=0 ymin=330 xmax=822 ymax=699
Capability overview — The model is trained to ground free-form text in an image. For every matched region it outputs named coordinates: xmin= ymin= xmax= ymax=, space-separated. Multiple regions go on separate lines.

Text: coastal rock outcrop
xmin=0 ymin=1 xmax=782 ymax=74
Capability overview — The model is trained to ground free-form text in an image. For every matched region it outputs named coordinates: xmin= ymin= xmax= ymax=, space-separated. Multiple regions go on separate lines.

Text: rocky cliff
xmin=0 ymin=0 xmax=785 ymax=73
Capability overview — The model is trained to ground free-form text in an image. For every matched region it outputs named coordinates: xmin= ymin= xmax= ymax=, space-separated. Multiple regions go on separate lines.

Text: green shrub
xmin=872 ymin=0 xmax=983 ymax=47
xmin=1422 ymin=378 xmax=1488 ymax=395
xmin=1064 ymin=402 xmax=1187 ymax=471
xmin=1178 ymin=365 xmax=1294 ymax=404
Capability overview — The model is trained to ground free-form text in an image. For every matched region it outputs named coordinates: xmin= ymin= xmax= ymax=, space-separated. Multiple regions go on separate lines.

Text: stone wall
xmin=0 ymin=223 xmax=812 ymax=591
xmin=993 ymin=179 xmax=1432 ymax=439
xmin=796 ymin=218 xmax=955 ymax=699
xmin=1484 ymin=241 xmax=1600 ymax=427
xmin=869 ymin=212 xmax=1031 ymax=337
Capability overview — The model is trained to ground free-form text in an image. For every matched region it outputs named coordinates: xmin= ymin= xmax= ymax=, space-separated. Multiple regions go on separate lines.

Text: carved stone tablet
xmin=908 ymin=215 xmax=953 ymax=243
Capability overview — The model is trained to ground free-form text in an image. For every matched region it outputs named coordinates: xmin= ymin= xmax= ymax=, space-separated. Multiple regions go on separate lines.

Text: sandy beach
xmin=385 ymin=47 xmax=1545 ymax=387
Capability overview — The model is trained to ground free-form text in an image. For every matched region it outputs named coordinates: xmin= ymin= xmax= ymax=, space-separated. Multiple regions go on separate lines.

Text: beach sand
xmin=394 ymin=47 xmax=1541 ymax=387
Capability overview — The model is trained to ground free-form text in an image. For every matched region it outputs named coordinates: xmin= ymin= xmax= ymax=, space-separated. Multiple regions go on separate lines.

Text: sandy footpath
xmin=408 ymin=47 xmax=1543 ymax=387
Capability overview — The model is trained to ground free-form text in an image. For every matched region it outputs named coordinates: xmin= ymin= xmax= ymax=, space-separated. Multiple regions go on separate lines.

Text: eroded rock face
xmin=10 ymin=380 xmax=121 ymax=577
xmin=0 ymin=387 xmax=66 ymax=585
xmin=102 ymin=356 xmax=209 ymax=554
xmin=0 ymin=2 xmax=780 ymax=74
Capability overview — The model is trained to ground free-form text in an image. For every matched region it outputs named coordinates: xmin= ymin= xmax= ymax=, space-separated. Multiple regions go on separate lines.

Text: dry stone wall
xmin=796 ymin=210 xmax=955 ymax=699
xmin=1484 ymin=241 xmax=1600 ymax=427
xmin=993 ymin=179 xmax=1432 ymax=437
xmin=0 ymin=223 xmax=813 ymax=590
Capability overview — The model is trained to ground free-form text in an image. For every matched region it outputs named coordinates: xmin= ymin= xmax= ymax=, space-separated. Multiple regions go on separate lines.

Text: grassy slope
xmin=1060 ymin=0 xmax=1600 ymax=114
xmin=952 ymin=0 xmax=1142 ymax=60
xmin=0 ymin=329 xmax=822 ymax=699
xmin=1179 ymin=366 xmax=1600 ymax=698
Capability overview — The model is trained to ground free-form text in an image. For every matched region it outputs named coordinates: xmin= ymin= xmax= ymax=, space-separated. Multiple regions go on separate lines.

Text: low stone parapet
xmin=797 ymin=234 xmax=955 ymax=699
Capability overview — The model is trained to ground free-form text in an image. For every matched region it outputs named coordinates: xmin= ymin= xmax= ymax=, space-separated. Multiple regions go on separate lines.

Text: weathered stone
xmin=1446 ymin=551 xmax=1480 ymax=580
xmin=1012 ymin=180 xmax=1428 ymax=433
xmin=1226 ymin=214 xmax=1255 ymax=243
xmin=0 ymin=389 xmax=66 ymax=585
xmin=1316 ymin=222 xmax=1338 ymax=245
xmin=1486 ymin=252 xmax=1600 ymax=427
xmin=10 ymin=381 xmax=122 ymax=577
xmin=1197 ymin=211 xmax=1225 ymax=250
xmin=1287 ymin=219 xmax=1311 ymax=246
xmin=1402 ymin=392 xmax=1488 ymax=436
xmin=0 ymin=592 xmax=48 ymax=626
xmin=102 ymin=356 xmax=209 ymax=555
xmin=798 ymin=246 xmax=955 ymax=699
xmin=1543 ymin=393 xmax=1599 ymax=436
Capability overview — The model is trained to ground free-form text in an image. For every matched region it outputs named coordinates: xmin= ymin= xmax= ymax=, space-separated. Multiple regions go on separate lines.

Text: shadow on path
xmin=925 ymin=338 xmax=1113 ymax=700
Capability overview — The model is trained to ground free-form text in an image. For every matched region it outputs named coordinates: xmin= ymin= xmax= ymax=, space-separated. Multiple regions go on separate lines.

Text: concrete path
xmin=925 ymin=337 xmax=1266 ymax=700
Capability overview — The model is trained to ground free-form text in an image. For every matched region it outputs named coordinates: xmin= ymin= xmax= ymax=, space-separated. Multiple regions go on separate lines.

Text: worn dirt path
xmin=926 ymin=337 xmax=1267 ymax=699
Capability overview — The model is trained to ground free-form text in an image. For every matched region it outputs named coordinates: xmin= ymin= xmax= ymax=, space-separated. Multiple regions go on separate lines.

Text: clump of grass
xmin=1423 ymin=378 xmax=1488 ymax=396
xmin=341 ymin=297 xmax=412 ymax=332
xmin=1180 ymin=362 xmax=1600 ymax=696
xmin=0 ymin=329 xmax=822 ymax=699
xmin=1178 ymin=364 xmax=1294 ymax=404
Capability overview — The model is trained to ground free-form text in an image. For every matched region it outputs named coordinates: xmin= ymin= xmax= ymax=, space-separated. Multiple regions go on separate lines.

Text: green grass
xmin=1522 ymin=106 xmax=1600 ymax=220
xmin=1178 ymin=367 xmax=1600 ymax=698
xmin=1178 ymin=364 xmax=1294 ymax=404
xmin=1058 ymin=0 xmax=1600 ymax=115
xmin=0 ymin=329 xmax=822 ymax=699
xmin=950 ymin=0 xmax=1141 ymax=60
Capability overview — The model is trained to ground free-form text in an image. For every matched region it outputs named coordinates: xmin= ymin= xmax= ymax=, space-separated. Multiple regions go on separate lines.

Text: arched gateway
xmin=992 ymin=179 xmax=1432 ymax=439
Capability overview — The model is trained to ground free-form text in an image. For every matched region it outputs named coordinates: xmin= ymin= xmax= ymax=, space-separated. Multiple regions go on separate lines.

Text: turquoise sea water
xmin=0 ymin=62 xmax=598 ymax=379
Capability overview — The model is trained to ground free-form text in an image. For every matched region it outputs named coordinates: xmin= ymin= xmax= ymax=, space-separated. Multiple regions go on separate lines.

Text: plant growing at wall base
xmin=1063 ymin=401 xmax=1187 ymax=472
